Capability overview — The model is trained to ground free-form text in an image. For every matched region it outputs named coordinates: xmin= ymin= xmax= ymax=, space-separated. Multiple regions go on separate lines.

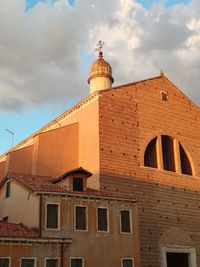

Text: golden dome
xmin=88 ymin=51 xmax=114 ymax=84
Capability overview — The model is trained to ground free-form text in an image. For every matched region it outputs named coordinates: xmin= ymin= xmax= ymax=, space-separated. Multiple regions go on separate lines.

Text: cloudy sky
xmin=0 ymin=0 xmax=199 ymax=154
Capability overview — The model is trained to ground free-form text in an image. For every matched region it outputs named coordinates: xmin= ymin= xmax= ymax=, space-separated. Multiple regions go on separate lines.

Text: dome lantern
xmin=88 ymin=41 xmax=114 ymax=94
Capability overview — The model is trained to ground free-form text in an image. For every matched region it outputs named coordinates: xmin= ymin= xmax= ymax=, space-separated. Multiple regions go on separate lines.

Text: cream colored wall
xmin=90 ymin=76 xmax=112 ymax=94
xmin=0 ymin=179 xmax=39 ymax=228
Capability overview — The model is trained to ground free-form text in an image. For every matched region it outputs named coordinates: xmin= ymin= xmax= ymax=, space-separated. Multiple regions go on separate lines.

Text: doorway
xmin=166 ymin=252 xmax=189 ymax=267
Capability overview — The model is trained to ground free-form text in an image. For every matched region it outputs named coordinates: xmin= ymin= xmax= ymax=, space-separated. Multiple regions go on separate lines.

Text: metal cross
xmin=96 ymin=40 xmax=104 ymax=52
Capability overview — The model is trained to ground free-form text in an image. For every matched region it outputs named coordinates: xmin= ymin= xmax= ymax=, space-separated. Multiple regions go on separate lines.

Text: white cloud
xmin=0 ymin=0 xmax=200 ymax=111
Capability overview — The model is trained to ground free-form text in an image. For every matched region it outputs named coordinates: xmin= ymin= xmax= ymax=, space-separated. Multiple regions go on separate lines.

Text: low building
xmin=0 ymin=169 xmax=140 ymax=267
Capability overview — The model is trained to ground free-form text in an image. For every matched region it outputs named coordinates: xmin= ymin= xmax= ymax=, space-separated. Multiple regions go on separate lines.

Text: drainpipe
xmin=60 ymin=243 xmax=64 ymax=267
xmin=39 ymin=194 xmax=42 ymax=237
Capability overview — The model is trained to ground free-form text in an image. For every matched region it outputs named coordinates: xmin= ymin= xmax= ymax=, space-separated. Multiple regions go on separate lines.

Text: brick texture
xmin=99 ymin=76 xmax=200 ymax=267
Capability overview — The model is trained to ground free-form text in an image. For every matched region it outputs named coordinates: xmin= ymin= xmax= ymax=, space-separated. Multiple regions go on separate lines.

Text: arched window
xmin=144 ymin=137 xmax=157 ymax=168
xmin=161 ymin=135 xmax=175 ymax=172
xmin=144 ymin=135 xmax=193 ymax=176
xmin=179 ymin=143 xmax=192 ymax=175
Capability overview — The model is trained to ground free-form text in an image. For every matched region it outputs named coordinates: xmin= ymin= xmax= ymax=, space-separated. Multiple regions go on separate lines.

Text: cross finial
xmin=95 ymin=40 xmax=104 ymax=58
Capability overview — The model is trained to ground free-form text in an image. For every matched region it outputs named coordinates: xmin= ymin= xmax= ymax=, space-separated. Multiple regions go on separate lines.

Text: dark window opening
xmin=75 ymin=206 xmax=87 ymax=230
xmin=5 ymin=181 xmax=11 ymax=198
xmin=161 ymin=91 xmax=168 ymax=101
xmin=46 ymin=259 xmax=59 ymax=267
xmin=71 ymin=258 xmax=83 ymax=267
xmin=21 ymin=259 xmax=35 ymax=267
xmin=180 ymin=144 xmax=192 ymax=175
xmin=73 ymin=178 xmax=83 ymax=192
xmin=97 ymin=208 xmax=108 ymax=232
xmin=0 ymin=258 xmax=9 ymax=267
xmin=122 ymin=259 xmax=133 ymax=267
xmin=162 ymin=135 xmax=175 ymax=172
xmin=144 ymin=137 xmax=157 ymax=168
xmin=166 ymin=252 xmax=189 ymax=267
xmin=3 ymin=217 xmax=8 ymax=222
xmin=46 ymin=204 xmax=59 ymax=229
xmin=121 ymin=210 xmax=131 ymax=233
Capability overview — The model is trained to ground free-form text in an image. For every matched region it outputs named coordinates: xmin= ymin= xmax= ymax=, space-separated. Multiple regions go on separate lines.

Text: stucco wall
xmin=8 ymin=146 xmax=33 ymax=175
xmin=0 ymin=179 xmax=39 ymax=228
xmin=37 ymin=123 xmax=78 ymax=177
xmin=41 ymin=195 xmax=141 ymax=267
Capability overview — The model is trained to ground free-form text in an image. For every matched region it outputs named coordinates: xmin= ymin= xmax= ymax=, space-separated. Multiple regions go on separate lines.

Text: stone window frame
xmin=44 ymin=258 xmax=60 ymax=267
xmin=121 ymin=258 xmax=134 ymax=267
xmin=96 ymin=206 xmax=109 ymax=233
xmin=0 ymin=257 xmax=11 ymax=267
xmin=20 ymin=257 xmax=37 ymax=267
xmin=120 ymin=209 xmax=133 ymax=234
xmin=69 ymin=257 xmax=84 ymax=267
xmin=160 ymin=245 xmax=197 ymax=267
xmin=74 ymin=205 xmax=88 ymax=232
xmin=45 ymin=202 xmax=60 ymax=231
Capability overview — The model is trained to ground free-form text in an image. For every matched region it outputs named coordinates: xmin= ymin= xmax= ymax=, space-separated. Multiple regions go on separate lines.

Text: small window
xmin=97 ymin=208 xmax=108 ymax=232
xmin=73 ymin=178 xmax=83 ymax=192
xmin=46 ymin=203 xmax=59 ymax=229
xmin=161 ymin=91 xmax=168 ymax=101
xmin=0 ymin=258 xmax=10 ymax=267
xmin=122 ymin=258 xmax=134 ymax=267
xmin=5 ymin=181 xmax=11 ymax=198
xmin=70 ymin=258 xmax=83 ymax=267
xmin=121 ymin=210 xmax=131 ymax=233
xmin=21 ymin=258 xmax=35 ymax=267
xmin=45 ymin=259 xmax=59 ymax=267
xmin=75 ymin=206 xmax=87 ymax=231
xmin=3 ymin=217 xmax=8 ymax=222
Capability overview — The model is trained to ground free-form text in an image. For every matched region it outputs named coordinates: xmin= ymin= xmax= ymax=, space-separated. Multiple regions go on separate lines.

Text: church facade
xmin=0 ymin=46 xmax=200 ymax=267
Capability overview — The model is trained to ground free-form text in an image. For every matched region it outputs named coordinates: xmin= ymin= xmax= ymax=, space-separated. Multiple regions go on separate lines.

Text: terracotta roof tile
xmin=0 ymin=222 xmax=38 ymax=238
xmin=7 ymin=173 xmax=68 ymax=193
xmin=1 ymin=172 xmax=135 ymax=201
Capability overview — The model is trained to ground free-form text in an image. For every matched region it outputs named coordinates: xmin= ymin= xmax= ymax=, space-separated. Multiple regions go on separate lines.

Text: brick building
xmin=0 ymin=46 xmax=199 ymax=267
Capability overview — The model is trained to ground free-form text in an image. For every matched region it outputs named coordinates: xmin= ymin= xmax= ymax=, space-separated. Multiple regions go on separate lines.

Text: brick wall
xmin=99 ymin=76 xmax=200 ymax=267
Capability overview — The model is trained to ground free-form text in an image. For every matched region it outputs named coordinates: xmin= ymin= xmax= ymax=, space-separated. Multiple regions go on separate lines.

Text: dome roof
xmin=88 ymin=51 xmax=114 ymax=84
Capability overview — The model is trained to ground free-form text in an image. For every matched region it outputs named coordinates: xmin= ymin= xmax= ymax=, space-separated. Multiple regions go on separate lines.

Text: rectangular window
xmin=75 ymin=206 xmax=87 ymax=231
xmin=73 ymin=178 xmax=83 ymax=192
xmin=45 ymin=259 xmax=59 ymax=267
xmin=121 ymin=210 xmax=131 ymax=233
xmin=97 ymin=208 xmax=108 ymax=232
xmin=0 ymin=258 xmax=9 ymax=267
xmin=122 ymin=259 xmax=134 ymax=267
xmin=21 ymin=258 xmax=35 ymax=267
xmin=5 ymin=181 xmax=11 ymax=198
xmin=46 ymin=203 xmax=59 ymax=229
xmin=70 ymin=258 xmax=83 ymax=267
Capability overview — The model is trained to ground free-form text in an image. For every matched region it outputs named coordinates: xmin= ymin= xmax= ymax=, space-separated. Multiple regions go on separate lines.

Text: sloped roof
xmin=0 ymin=172 xmax=136 ymax=201
xmin=54 ymin=167 xmax=92 ymax=183
xmin=0 ymin=222 xmax=37 ymax=238
xmin=3 ymin=173 xmax=68 ymax=193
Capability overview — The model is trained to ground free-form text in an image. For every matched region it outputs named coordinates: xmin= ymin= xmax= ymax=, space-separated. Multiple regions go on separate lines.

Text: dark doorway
xmin=167 ymin=252 xmax=189 ymax=267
